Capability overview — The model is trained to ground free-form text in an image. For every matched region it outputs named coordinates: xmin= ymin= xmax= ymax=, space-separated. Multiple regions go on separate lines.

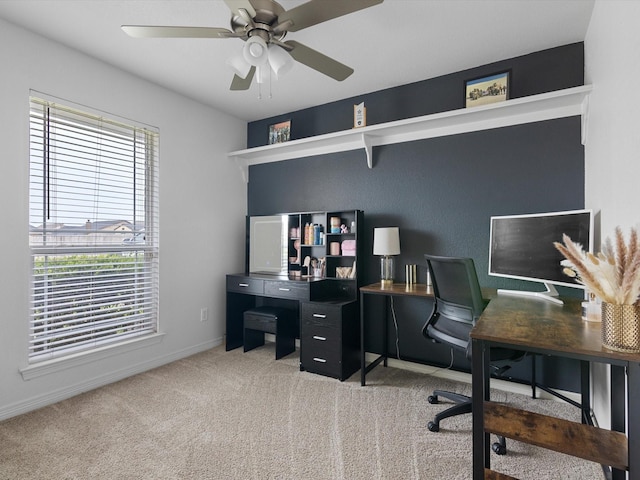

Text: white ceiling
xmin=0 ymin=0 xmax=595 ymax=122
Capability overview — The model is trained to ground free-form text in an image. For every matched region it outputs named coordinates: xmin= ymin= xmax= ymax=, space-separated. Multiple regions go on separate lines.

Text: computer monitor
xmin=488 ymin=209 xmax=593 ymax=304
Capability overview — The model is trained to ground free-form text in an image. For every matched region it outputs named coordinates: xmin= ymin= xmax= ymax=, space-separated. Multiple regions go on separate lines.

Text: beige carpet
xmin=0 ymin=345 xmax=604 ymax=480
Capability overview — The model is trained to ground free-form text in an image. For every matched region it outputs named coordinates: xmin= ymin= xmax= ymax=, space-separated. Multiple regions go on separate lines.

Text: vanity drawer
xmin=226 ymin=275 xmax=264 ymax=295
xmin=264 ymin=280 xmax=310 ymax=300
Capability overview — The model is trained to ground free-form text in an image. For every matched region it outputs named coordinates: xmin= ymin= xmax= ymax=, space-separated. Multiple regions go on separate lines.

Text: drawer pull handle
xmin=238 ymin=283 xmax=249 ymax=287
xmin=278 ymin=287 xmax=291 ymax=292
xmin=313 ymin=335 xmax=327 ymax=341
xmin=313 ymin=313 xmax=327 ymax=319
xmin=313 ymin=357 xmax=327 ymax=363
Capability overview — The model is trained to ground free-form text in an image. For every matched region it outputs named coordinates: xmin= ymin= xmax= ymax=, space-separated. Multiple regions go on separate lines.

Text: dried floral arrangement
xmin=554 ymin=226 xmax=640 ymax=306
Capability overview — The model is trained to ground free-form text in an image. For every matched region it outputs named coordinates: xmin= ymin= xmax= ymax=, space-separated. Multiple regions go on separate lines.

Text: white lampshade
xmin=243 ymin=36 xmax=269 ymax=66
xmin=225 ymin=53 xmax=251 ymax=79
xmin=373 ymin=227 xmax=400 ymax=256
xmin=268 ymin=45 xmax=293 ymax=78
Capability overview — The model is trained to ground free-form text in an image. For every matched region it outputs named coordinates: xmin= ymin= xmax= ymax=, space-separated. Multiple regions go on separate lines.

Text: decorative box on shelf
xmin=341 ymin=239 xmax=356 ymax=256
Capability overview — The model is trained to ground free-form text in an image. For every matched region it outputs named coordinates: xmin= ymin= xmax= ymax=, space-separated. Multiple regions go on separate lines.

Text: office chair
xmin=422 ymin=254 xmax=524 ymax=455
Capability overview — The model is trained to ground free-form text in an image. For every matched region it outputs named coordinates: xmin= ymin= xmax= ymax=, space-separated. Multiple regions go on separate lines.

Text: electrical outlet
xmin=200 ymin=307 xmax=208 ymax=322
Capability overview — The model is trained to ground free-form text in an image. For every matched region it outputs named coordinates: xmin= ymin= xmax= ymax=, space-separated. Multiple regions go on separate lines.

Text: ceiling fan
xmin=122 ymin=0 xmax=384 ymax=91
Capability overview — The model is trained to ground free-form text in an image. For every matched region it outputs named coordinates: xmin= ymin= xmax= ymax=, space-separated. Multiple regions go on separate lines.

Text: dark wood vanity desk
xmin=226 ymin=273 xmax=360 ymax=380
xmin=226 ymin=273 xmax=330 ymax=350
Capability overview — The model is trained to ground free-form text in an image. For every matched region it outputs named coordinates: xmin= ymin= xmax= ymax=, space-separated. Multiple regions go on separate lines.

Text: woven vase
xmin=601 ymin=302 xmax=640 ymax=353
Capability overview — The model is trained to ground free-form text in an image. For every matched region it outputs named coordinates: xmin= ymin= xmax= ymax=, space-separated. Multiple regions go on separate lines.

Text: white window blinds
xmin=28 ymin=95 xmax=159 ymax=363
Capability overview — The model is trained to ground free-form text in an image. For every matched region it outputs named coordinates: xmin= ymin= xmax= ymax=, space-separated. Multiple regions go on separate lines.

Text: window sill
xmin=20 ymin=332 xmax=165 ymax=381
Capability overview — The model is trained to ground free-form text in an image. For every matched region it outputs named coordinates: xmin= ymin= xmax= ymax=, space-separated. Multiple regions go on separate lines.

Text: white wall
xmin=584 ymin=0 xmax=640 ymax=431
xmin=585 ymin=0 xmax=640 ymax=233
xmin=0 ymin=18 xmax=248 ymax=419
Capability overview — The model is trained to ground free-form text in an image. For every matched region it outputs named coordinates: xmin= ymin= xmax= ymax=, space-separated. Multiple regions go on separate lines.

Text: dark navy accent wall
xmin=249 ymin=118 xmax=584 ymax=289
xmin=245 ymin=43 xmax=586 ymax=391
xmin=248 ymin=43 xmax=584 ymax=147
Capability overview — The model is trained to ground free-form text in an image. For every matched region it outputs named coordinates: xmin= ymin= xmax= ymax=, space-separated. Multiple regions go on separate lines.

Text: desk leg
xmin=472 ymin=338 xmax=490 ymax=479
xmin=531 ymin=353 xmax=537 ymax=398
xmin=629 ymin=362 xmax=640 ymax=480
xmin=383 ymin=296 xmax=389 ymax=367
xmin=611 ymin=364 xmax=625 ymax=480
xmin=226 ymin=292 xmax=255 ymax=351
xmin=580 ymin=360 xmax=591 ymax=425
xmin=360 ymin=290 xmax=366 ymax=386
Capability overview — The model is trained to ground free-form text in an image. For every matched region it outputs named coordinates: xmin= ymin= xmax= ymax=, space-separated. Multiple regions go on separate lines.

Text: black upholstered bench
xmin=243 ymin=306 xmax=296 ymax=360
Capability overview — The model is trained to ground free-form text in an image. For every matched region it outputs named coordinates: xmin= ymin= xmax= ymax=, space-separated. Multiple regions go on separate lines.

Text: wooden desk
xmin=359 ymin=282 xmax=433 ymax=386
xmin=471 ymin=295 xmax=640 ymax=479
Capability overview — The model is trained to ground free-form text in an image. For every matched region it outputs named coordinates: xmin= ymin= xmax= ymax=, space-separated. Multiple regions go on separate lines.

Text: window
xmin=28 ymin=95 xmax=159 ymax=363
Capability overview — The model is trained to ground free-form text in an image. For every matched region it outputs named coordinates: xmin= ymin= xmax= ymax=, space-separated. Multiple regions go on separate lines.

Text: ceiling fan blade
xmin=285 ymin=40 xmax=353 ymax=81
xmin=230 ymin=66 xmax=256 ymax=90
xmin=121 ymin=25 xmax=239 ymax=39
xmin=224 ymin=0 xmax=257 ymax=22
xmin=277 ymin=0 xmax=383 ymax=32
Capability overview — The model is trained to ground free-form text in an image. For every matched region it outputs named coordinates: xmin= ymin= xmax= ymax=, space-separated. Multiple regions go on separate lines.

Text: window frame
xmin=26 ymin=93 xmax=160 ymax=369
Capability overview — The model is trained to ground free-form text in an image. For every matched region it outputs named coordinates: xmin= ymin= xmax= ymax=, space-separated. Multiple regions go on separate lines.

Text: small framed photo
xmin=268 ymin=120 xmax=291 ymax=145
xmin=464 ymin=71 xmax=510 ymax=108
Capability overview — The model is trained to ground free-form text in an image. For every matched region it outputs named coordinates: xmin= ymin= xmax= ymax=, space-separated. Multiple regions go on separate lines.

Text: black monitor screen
xmin=489 ymin=209 xmax=593 ymax=289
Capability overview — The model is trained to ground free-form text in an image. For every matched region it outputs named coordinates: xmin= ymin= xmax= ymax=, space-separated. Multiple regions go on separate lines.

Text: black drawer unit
xmin=300 ymin=300 xmax=359 ymax=381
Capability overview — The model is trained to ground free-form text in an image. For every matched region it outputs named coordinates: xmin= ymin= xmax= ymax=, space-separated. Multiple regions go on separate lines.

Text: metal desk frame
xmin=359 ymin=282 xmax=432 ymax=386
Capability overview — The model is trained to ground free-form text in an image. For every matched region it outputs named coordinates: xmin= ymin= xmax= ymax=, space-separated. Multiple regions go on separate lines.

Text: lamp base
xmin=379 ymin=256 xmax=395 ymax=288
xmin=380 ymin=279 xmax=394 ymax=288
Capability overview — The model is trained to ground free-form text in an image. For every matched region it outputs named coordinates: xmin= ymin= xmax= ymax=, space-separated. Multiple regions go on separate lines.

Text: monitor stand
xmin=497 ymin=282 xmax=564 ymax=305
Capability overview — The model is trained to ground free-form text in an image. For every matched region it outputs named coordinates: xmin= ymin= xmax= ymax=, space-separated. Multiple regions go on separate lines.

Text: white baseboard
xmin=0 ymin=338 xmax=223 ymax=421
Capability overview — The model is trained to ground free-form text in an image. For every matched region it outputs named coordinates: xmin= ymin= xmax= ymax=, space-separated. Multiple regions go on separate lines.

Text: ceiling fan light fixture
xmin=268 ymin=45 xmax=293 ymax=78
xmin=255 ymin=65 xmax=270 ymax=84
xmin=243 ymin=36 xmax=269 ymax=66
xmin=225 ymin=53 xmax=252 ymax=79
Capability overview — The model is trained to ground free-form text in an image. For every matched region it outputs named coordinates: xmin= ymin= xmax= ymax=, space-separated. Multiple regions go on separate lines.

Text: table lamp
xmin=373 ymin=227 xmax=400 ymax=287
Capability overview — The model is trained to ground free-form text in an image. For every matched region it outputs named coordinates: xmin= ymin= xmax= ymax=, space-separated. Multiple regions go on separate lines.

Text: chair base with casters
xmin=424 ymin=346 xmax=521 ymax=455
xmin=426 ymin=389 xmax=507 ymax=455
xmin=427 ymin=390 xmax=471 ymax=432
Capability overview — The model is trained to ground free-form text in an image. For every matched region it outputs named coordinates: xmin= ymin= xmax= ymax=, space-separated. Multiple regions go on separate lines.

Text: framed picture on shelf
xmin=464 ymin=70 xmax=510 ymax=108
xmin=268 ymin=120 xmax=291 ymax=145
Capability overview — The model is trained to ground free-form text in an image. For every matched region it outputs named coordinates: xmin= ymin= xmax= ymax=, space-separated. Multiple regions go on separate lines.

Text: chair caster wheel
xmin=428 ymin=395 xmax=438 ymax=404
xmin=492 ymin=442 xmax=507 ymax=455
xmin=427 ymin=421 xmax=439 ymax=432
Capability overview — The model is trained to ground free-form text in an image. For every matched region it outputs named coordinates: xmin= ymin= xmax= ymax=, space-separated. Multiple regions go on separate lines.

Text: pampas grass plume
xmin=556 ymin=227 xmax=640 ymax=306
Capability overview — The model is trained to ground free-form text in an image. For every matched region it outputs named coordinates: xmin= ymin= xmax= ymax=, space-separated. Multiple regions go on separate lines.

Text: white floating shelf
xmin=229 ymin=85 xmax=592 ymax=182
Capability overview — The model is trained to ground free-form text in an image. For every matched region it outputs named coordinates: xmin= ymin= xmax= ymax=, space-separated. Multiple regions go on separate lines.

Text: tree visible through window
xmin=28 ymin=95 xmax=159 ymax=363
